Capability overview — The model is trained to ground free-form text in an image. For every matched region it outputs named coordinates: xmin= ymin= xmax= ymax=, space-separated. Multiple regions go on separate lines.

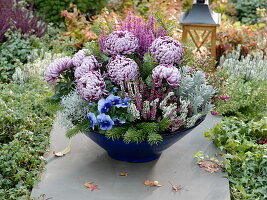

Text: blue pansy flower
xmin=98 ymin=98 xmax=112 ymax=113
xmin=113 ymin=118 xmax=125 ymax=126
xmin=106 ymin=94 xmax=121 ymax=106
xmin=113 ymin=87 xmax=118 ymax=92
xmin=97 ymin=114 xmax=114 ymax=130
xmin=87 ymin=112 xmax=98 ymax=130
xmin=116 ymin=98 xmax=131 ymax=108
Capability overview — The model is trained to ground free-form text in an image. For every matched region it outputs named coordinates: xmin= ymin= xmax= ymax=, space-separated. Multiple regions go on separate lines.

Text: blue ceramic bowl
xmin=84 ymin=116 xmax=206 ymax=163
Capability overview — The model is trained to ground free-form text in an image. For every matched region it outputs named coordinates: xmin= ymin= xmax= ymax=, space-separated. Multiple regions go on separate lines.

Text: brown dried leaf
xmin=84 ymin=182 xmax=100 ymax=191
xmin=197 ymin=160 xmax=222 ymax=173
xmin=143 ymin=180 xmax=162 ymax=187
xmin=120 ymin=172 xmax=128 ymax=176
xmin=53 ymin=142 xmax=71 ymax=157
xmin=172 ymin=185 xmax=184 ymax=191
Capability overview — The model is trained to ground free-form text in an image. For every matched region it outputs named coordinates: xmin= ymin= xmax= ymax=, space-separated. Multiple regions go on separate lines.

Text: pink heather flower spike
xmin=211 ymin=111 xmax=219 ymax=115
xmin=152 ymin=64 xmax=181 ymax=87
xmin=74 ymin=56 xmax=102 ymax=79
xmin=72 ymin=49 xmax=91 ymax=68
xmin=103 ymin=30 xmax=139 ymax=55
xmin=76 ymin=71 xmax=106 ymax=102
xmin=149 ymin=36 xmax=183 ymax=65
xmin=45 ymin=57 xmax=73 ymax=84
xmin=220 ymin=96 xmax=230 ymax=100
xmin=107 ymin=55 xmax=139 ymax=85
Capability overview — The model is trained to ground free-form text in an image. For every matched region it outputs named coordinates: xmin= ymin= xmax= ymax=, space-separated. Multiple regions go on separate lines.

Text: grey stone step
xmin=31 ymin=114 xmax=230 ymax=200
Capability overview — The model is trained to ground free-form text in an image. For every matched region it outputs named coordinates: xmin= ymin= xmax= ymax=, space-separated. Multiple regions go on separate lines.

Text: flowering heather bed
xmin=0 ymin=0 xmax=46 ymax=42
xmin=45 ymin=13 xmax=215 ymax=144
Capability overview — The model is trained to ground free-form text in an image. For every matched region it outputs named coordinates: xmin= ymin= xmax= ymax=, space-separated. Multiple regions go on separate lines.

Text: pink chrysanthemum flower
xmin=74 ymin=56 xmax=102 ymax=79
xmin=149 ymin=36 xmax=183 ymax=65
xmin=107 ymin=55 xmax=139 ymax=84
xmin=76 ymin=71 xmax=106 ymax=102
xmin=152 ymin=64 xmax=181 ymax=87
xmin=72 ymin=49 xmax=90 ymax=68
xmin=45 ymin=57 xmax=73 ymax=84
xmin=103 ymin=30 xmax=139 ymax=55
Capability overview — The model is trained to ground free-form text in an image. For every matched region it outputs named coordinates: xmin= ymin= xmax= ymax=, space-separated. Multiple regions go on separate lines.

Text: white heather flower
xmin=127 ymin=102 xmax=141 ymax=119
xmin=159 ymin=92 xmax=174 ymax=109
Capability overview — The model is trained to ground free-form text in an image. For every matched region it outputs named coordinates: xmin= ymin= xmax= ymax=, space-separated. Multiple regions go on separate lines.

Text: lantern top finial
xmin=180 ymin=0 xmax=221 ymax=25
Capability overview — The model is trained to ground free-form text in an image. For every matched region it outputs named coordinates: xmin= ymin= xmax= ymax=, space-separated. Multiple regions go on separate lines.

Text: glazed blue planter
xmin=84 ymin=116 xmax=206 ymax=163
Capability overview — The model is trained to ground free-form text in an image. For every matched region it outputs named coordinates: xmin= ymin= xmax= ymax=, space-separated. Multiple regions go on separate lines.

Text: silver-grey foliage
xmin=219 ymin=47 xmax=267 ymax=82
xmin=176 ymin=67 xmax=216 ymax=116
xmin=58 ymin=90 xmax=91 ymax=130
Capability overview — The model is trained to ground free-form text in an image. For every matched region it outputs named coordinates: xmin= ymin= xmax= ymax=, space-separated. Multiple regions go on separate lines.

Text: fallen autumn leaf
xmin=84 ymin=182 xmax=100 ymax=191
xmin=53 ymin=142 xmax=71 ymax=157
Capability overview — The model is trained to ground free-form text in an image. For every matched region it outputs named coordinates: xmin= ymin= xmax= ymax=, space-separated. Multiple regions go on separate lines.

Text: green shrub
xmin=0 ymin=78 xmax=56 ymax=199
xmin=32 ymin=0 xmax=108 ymax=23
xmin=233 ymin=0 xmax=267 ymax=25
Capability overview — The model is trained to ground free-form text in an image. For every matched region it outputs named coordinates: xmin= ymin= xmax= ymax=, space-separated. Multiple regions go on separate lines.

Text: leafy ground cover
xmin=0 ymin=79 xmax=56 ymax=200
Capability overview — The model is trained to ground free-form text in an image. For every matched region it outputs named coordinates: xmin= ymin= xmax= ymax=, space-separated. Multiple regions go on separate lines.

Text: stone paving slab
xmin=31 ymin=114 xmax=230 ymax=200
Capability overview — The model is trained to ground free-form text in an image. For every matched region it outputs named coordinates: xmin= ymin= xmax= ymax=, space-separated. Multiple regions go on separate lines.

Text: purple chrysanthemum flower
xmin=74 ymin=56 xmax=101 ymax=79
xmin=149 ymin=36 xmax=183 ymax=65
xmin=87 ymin=112 xmax=98 ymax=130
xmin=107 ymin=55 xmax=139 ymax=84
xmin=97 ymin=114 xmax=114 ymax=130
xmin=76 ymin=71 xmax=106 ymax=102
xmin=72 ymin=49 xmax=90 ymax=68
xmin=152 ymin=64 xmax=181 ymax=87
xmin=45 ymin=57 xmax=73 ymax=84
xmin=102 ymin=30 xmax=139 ymax=55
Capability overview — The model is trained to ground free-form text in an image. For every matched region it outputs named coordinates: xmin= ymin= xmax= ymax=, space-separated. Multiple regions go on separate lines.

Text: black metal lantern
xmin=180 ymin=0 xmax=221 ymax=58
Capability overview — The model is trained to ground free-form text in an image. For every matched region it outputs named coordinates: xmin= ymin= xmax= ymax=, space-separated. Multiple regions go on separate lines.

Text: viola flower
xmin=87 ymin=112 xmax=98 ymax=130
xmin=97 ymin=114 xmax=114 ymax=130
xmin=113 ymin=87 xmax=119 ymax=93
xmin=76 ymin=71 xmax=106 ymax=102
xmin=152 ymin=64 xmax=181 ymax=87
xmin=45 ymin=57 xmax=73 ymax=84
xmin=107 ymin=55 xmax=139 ymax=85
xmin=102 ymin=30 xmax=139 ymax=55
xmin=98 ymin=99 xmax=112 ymax=113
xmin=113 ymin=118 xmax=125 ymax=126
xmin=116 ymin=98 xmax=131 ymax=108
xmin=149 ymin=36 xmax=183 ymax=65
xmin=106 ymin=94 xmax=121 ymax=106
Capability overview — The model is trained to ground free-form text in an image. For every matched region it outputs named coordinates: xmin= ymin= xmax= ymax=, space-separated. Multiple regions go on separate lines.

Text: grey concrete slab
xmin=31 ymin=114 xmax=230 ymax=200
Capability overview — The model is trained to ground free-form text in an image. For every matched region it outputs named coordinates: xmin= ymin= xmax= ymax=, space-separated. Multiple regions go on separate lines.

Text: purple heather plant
xmin=0 ymin=0 xmax=46 ymax=42
xmin=45 ymin=57 xmax=73 ymax=84
xmin=149 ymin=36 xmax=183 ymax=65
xmin=107 ymin=55 xmax=139 ymax=85
xmin=76 ymin=71 xmax=106 ymax=102
xmin=102 ymin=30 xmax=139 ymax=55
xmin=99 ymin=12 xmax=167 ymax=59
